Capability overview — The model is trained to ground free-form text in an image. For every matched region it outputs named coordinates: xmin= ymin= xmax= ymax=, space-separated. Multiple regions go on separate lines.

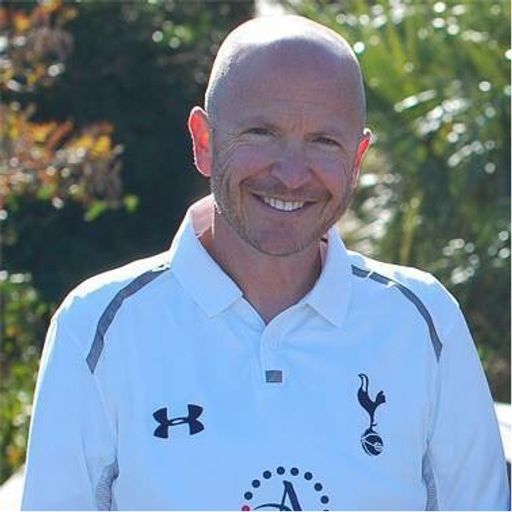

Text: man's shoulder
xmin=347 ymin=250 xmax=460 ymax=330
xmin=56 ymin=251 xmax=171 ymax=327
xmin=348 ymin=250 xmax=439 ymax=290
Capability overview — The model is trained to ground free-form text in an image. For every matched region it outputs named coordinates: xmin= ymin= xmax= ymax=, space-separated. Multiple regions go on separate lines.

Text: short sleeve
xmin=22 ymin=314 xmax=117 ymax=510
xmin=425 ymin=304 xmax=510 ymax=510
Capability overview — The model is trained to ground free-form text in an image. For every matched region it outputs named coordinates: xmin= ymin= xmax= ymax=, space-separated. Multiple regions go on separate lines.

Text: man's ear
xmin=188 ymin=106 xmax=213 ymax=178
xmin=351 ymin=128 xmax=372 ymax=187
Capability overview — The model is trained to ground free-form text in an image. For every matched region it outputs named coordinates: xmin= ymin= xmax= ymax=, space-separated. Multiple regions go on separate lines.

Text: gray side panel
xmin=95 ymin=459 xmax=119 ymax=511
xmin=422 ymin=451 xmax=439 ymax=510
xmin=86 ymin=265 xmax=169 ymax=373
xmin=351 ymin=265 xmax=443 ymax=361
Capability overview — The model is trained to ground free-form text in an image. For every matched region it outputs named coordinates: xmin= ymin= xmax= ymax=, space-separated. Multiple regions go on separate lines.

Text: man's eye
xmin=246 ymin=127 xmax=273 ymax=136
xmin=314 ymin=136 xmax=339 ymax=147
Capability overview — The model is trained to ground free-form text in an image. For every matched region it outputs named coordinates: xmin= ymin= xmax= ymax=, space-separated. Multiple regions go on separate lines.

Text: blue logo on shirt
xmin=357 ymin=373 xmax=386 ymax=456
xmin=153 ymin=404 xmax=204 ymax=438
xmin=241 ymin=466 xmax=330 ymax=510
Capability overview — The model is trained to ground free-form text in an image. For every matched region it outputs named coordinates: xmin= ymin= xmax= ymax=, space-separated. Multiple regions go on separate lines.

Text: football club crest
xmin=357 ymin=373 xmax=386 ymax=456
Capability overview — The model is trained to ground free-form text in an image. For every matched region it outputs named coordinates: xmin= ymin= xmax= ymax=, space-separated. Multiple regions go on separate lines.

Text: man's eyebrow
xmin=311 ymin=127 xmax=349 ymax=144
xmin=233 ymin=117 xmax=350 ymax=145
xmin=238 ymin=118 xmax=344 ymax=131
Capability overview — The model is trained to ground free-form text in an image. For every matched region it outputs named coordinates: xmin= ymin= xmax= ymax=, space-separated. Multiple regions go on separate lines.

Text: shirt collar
xmin=169 ymin=196 xmax=243 ymax=317
xmin=303 ymin=226 xmax=352 ymax=328
xmin=169 ymin=195 xmax=352 ymax=326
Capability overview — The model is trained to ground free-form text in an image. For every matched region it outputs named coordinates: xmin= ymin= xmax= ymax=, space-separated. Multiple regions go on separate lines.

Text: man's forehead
xmin=224 ymin=42 xmax=361 ymax=112
xmin=222 ymin=33 xmax=360 ymax=101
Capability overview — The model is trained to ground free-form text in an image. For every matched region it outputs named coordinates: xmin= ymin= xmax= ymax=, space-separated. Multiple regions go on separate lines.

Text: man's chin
xmin=244 ymin=234 xmax=317 ymax=257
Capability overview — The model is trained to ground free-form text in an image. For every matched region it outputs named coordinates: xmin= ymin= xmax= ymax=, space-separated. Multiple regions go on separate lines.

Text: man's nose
xmin=270 ymin=142 xmax=310 ymax=190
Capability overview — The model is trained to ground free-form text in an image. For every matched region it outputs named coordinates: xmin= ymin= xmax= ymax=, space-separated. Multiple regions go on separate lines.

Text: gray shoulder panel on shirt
xmin=351 ymin=265 xmax=443 ymax=362
xmin=86 ymin=264 xmax=169 ymax=373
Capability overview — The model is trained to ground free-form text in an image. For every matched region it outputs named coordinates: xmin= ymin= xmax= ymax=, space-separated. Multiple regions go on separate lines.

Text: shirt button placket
xmin=260 ymin=321 xmax=285 ymax=386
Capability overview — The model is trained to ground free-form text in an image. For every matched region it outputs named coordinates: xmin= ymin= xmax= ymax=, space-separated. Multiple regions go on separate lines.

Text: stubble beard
xmin=210 ymin=156 xmax=356 ymax=257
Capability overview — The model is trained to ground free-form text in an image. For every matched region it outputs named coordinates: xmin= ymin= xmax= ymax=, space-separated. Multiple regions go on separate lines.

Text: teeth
xmin=262 ymin=197 xmax=305 ymax=212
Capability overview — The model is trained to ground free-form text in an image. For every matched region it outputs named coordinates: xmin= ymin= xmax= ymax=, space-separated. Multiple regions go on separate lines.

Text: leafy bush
xmin=0 ymin=273 xmax=49 ymax=483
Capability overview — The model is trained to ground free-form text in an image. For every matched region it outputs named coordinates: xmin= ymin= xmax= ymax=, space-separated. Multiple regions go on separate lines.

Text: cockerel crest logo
xmin=357 ymin=373 xmax=386 ymax=456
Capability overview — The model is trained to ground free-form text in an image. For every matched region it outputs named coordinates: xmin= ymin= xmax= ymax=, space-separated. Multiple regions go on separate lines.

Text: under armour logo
xmin=153 ymin=404 xmax=204 ymax=439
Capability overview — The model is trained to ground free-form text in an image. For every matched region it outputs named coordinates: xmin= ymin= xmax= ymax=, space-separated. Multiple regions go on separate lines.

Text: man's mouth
xmin=260 ymin=196 xmax=306 ymax=212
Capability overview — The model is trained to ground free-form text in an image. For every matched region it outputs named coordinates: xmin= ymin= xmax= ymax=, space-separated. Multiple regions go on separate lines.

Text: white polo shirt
xmin=22 ymin=196 xmax=509 ymax=510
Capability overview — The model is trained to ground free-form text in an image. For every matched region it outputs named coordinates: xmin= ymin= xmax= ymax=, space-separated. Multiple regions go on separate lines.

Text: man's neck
xmin=200 ymin=211 xmax=322 ymax=324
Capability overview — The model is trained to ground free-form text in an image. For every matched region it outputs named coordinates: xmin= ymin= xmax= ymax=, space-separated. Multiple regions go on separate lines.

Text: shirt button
xmin=265 ymin=370 xmax=283 ymax=383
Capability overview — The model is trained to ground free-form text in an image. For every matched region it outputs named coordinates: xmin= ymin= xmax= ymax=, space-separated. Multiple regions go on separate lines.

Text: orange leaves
xmin=91 ymin=135 xmax=112 ymax=159
xmin=1 ymin=1 xmax=74 ymax=93
xmin=13 ymin=12 xmax=31 ymax=33
xmin=0 ymin=104 xmax=124 ymax=211
xmin=38 ymin=0 xmax=63 ymax=16
xmin=69 ymin=124 xmax=115 ymax=160
xmin=0 ymin=8 xmax=7 ymax=28
xmin=45 ymin=121 xmax=73 ymax=150
xmin=1 ymin=3 xmax=124 ymax=214
xmin=3 ymin=0 xmax=66 ymax=34
xmin=30 ymin=121 xmax=58 ymax=144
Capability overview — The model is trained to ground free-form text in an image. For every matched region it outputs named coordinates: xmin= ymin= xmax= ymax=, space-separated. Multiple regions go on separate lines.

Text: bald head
xmin=205 ymin=15 xmax=366 ymax=131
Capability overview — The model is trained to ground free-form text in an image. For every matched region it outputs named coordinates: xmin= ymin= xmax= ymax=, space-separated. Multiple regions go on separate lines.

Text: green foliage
xmin=0 ymin=273 xmax=50 ymax=483
xmin=3 ymin=0 xmax=254 ymax=301
xmin=286 ymin=0 xmax=511 ymax=400
xmin=0 ymin=1 xmax=125 ymax=215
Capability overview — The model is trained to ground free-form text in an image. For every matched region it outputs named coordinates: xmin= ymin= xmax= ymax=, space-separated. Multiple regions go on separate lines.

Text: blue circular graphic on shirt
xmin=240 ymin=466 xmax=330 ymax=510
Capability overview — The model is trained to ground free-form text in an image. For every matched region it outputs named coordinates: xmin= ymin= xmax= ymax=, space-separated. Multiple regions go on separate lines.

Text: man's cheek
xmin=232 ymin=146 xmax=274 ymax=175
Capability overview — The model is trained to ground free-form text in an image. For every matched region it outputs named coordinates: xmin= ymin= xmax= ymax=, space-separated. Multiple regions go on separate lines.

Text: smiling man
xmin=22 ymin=15 xmax=508 ymax=511
xmin=188 ymin=21 xmax=370 ymax=323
